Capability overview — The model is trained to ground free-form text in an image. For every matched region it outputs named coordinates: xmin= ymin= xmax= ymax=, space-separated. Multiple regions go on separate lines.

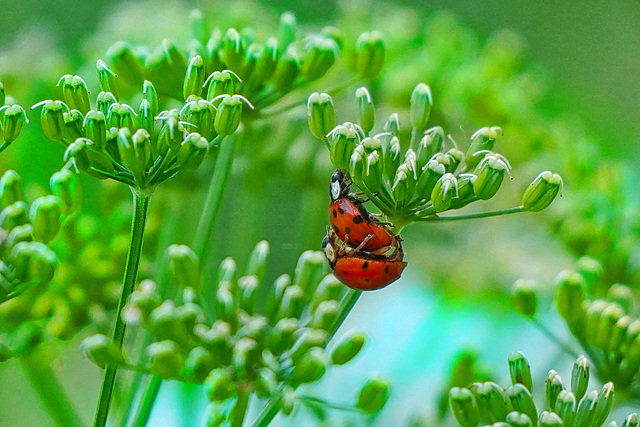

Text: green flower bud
xmin=267 ymin=317 xmax=298 ymax=355
xmin=331 ymin=329 xmax=365 ymax=365
xmin=10 ymin=241 xmax=57 ymax=284
xmin=508 ymin=351 xmax=533 ymax=392
xmin=310 ymin=274 xmax=343 ymax=312
xmin=309 ymin=300 xmax=339 ymax=331
xmin=307 ymin=92 xmax=335 ymax=140
xmin=216 ymin=282 xmax=236 ymax=327
xmin=358 ymin=376 xmax=390 ymax=413
xmin=205 ymin=368 xmax=235 ymax=402
xmin=161 ymin=38 xmax=188 ymax=82
xmin=0 ymin=81 xmax=4 ymax=106
xmin=0 ymin=201 xmax=29 ymax=231
xmin=607 ymin=283 xmax=633 ymax=313
xmin=571 ymin=355 xmax=589 ymax=401
xmin=177 ymin=132 xmax=209 ymax=170
xmin=553 ymin=390 xmax=576 ymax=426
xmin=97 ymin=59 xmax=119 ymax=97
xmin=278 ymin=12 xmax=297 ymax=52
xmin=274 ymin=49 xmax=301 ymax=93
xmin=302 ymin=36 xmax=338 ymax=81
xmin=80 ymin=334 xmax=125 ymax=368
xmin=355 ymin=31 xmax=385 ymax=79
xmin=254 ymin=368 xmax=278 ymax=398
xmin=449 ymin=387 xmax=479 ymax=427
xmin=545 ymin=370 xmax=564 ymax=412
xmin=142 ymin=80 xmax=158 ymax=117
xmin=361 ymin=151 xmax=382 ymax=193
xmin=195 ymin=321 xmax=232 ymax=365
xmin=183 ymin=347 xmax=213 ymax=382
xmin=205 ymin=70 xmax=239 ymax=102
xmin=138 ymin=99 xmax=154 ymax=135
xmin=188 ymin=9 xmax=209 ymax=44
xmin=107 ymin=102 xmax=137 ymax=130
xmin=477 ymin=382 xmax=507 ymax=423
xmin=118 ymin=128 xmax=149 ymax=183
xmin=221 ymin=28 xmax=244 ymax=73
xmin=354 ymin=87 xmax=375 ymax=134
xmin=623 ymin=414 xmax=639 ymax=427
xmin=410 ymin=83 xmax=432 ymax=130
xmin=522 ymin=171 xmax=563 ymax=212
xmin=539 ymin=411 xmax=563 ymax=426
xmin=96 ymin=91 xmax=117 ymax=117
xmin=289 ymin=329 xmax=328 ymax=364
xmin=416 ymin=127 xmax=444 ymax=168
xmin=63 ymin=109 xmax=84 ymax=141
xmin=214 ymin=95 xmax=246 ymax=137
xmin=327 ymin=124 xmax=359 ymax=170
xmin=556 ymin=270 xmax=587 ymax=336
xmin=145 ymin=340 xmax=184 ymax=378
xmin=506 ymin=383 xmax=537 ymax=425
xmin=281 ymin=386 xmax=297 ymax=416
xmin=181 ymin=99 xmax=217 ymax=142
xmin=392 ymin=164 xmax=412 ymax=203
xmin=217 ymin=257 xmax=237 ymax=286
xmin=444 ymin=148 xmax=464 ymax=175
xmin=594 ymin=302 xmax=624 ymax=349
xmin=465 ymin=126 xmax=502 ymax=170
xmin=276 ymin=285 xmax=305 ymax=320
xmin=0 ymin=170 xmax=23 ymax=207
xmin=183 ymin=55 xmax=206 ymax=100
xmin=512 ymin=279 xmax=538 ymax=318
xmin=33 ymin=99 xmax=68 ymax=142
xmin=245 ymin=240 xmax=269 ymax=281
xmin=473 ymin=155 xmax=508 ymax=200
xmin=431 ymin=173 xmax=457 ymax=212
xmin=122 ymin=280 xmax=162 ymax=324
xmin=106 ymin=41 xmax=144 ymax=86
xmin=505 ymin=412 xmax=533 ymax=427
xmin=574 ymin=390 xmax=597 ymax=427
xmin=292 ymin=250 xmax=325 ymax=298
xmin=237 ymin=275 xmax=259 ymax=314
xmin=593 ymin=382 xmax=614 ymax=426
xmin=1 ymin=104 xmax=27 ymax=144
xmin=416 ymin=159 xmax=445 ymax=201
xmin=232 ymin=337 xmax=259 ymax=379
xmin=7 ymin=224 xmax=34 ymax=248
xmin=256 ymin=38 xmax=279 ymax=81
xmin=83 ymin=110 xmax=107 ymax=151
xmin=166 ymin=244 xmax=201 ymax=291
xmin=29 ymin=195 xmax=62 ymax=243
xmin=292 ymin=347 xmax=328 ymax=384
xmin=57 ymin=74 xmax=91 ymax=113
xmin=149 ymin=301 xmax=191 ymax=346
xmin=609 ymin=315 xmax=631 ymax=355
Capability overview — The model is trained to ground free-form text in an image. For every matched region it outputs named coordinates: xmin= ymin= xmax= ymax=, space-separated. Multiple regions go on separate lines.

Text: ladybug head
xmin=322 ymin=235 xmax=337 ymax=267
xmin=329 ymin=169 xmax=348 ymax=201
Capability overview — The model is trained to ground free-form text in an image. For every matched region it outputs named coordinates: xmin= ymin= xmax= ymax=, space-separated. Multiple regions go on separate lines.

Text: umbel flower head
xmin=309 ymin=85 xmax=563 ymax=231
xmin=81 ymin=241 xmax=390 ymax=423
xmin=32 ymin=61 xmax=251 ymax=193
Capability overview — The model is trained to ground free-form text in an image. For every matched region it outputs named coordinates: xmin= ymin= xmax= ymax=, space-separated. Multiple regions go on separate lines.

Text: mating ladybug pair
xmin=322 ymin=170 xmax=407 ymax=290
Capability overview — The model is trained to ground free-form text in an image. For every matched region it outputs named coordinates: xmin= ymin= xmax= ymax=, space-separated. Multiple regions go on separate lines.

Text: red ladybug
xmin=329 ymin=170 xmax=396 ymax=252
xmin=322 ymin=230 xmax=407 ymax=291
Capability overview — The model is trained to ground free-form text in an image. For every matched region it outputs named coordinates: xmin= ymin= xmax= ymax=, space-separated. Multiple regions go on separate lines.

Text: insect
xmin=322 ymin=229 xmax=407 ymax=291
xmin=328 ymin=169 xmax=396 ymax=252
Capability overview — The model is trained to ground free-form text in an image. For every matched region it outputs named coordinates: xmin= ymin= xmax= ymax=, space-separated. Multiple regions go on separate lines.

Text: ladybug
xmin=329 ymin=170 xmax=396 ymax=252
xmin=322 ymin=230 xmax=407 ymax=291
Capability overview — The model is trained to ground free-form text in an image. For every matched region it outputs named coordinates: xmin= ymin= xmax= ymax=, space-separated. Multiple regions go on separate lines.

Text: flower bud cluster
xmin=103 ymin=10 xmax=383 ymax=113
xmin=0 ymin=82 xmax=28 ymax=153
xmin=515 ymin=256 xmax=640 ymax=393
xmin=83 ymin=241 xmax=387 ymax=422
xmin=448 ymin=352 xmax=629 ymax=427
xmin=310 ymin=85 xmax=562 ymax=227
xmin=33 ymin=63 xmax=250 ymax=192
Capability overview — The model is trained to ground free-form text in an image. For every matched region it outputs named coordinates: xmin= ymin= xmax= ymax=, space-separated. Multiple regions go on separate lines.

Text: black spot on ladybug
xmin=341 ymin=270 xmax=348 ymax=275
xmin=333 ymin=226 xmax=340 ymax=234
xmin=337 ymin=206 xmax=345 ymax=214
xmin=344 ymin=226 xmax=351 ymax=234
xmin=353 ymin=215 xmax=364 ymax=224
xmin=362 ymin=261 xmax=369 ymax=270
xmin=332 ymin=209 xmax=338 ymax=218
xmin=384 ymin=265 xmax=390 ymax=273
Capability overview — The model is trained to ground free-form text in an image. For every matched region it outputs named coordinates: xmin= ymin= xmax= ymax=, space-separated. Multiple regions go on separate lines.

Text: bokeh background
xmin=1 ymin=0 xmax=639 ymax=425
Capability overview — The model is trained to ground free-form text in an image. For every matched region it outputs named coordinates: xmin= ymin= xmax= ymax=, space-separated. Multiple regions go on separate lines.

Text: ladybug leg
xmin=353 ymin=234 xmax=374 ymax=252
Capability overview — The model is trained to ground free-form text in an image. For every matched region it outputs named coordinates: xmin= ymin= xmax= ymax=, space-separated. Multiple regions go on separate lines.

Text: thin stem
xmin=530 ymin=318 xmax=580 ymax=359
xmin=300 ymin=395 xmax=362 ymax=413
xmin=21 ymin=353 xmax=84 ymax=427
xmin=93 ymin=190 xmax=150 ymax=427
xmin=231 ymin=392 xmax=251 ymax=427
xmin=193 ymin=134 xmax=237 ymax=260
xmin=415 ymin=205 xmax=526 ymax=222
xmin=129 ymin=377 xmax=162 ymax=427
xmin=251 ymin=289 xmax=362 ymax=427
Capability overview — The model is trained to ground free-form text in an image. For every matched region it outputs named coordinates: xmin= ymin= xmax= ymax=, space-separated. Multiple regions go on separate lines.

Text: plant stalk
xmin=93 ymin=190 xmax=150 ymax=427
xmin=21 ymin=352 xmax=84 ymax=427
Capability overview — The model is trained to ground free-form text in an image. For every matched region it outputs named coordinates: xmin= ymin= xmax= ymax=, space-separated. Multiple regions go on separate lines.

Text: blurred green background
xmin=1 ymin=0 xmax=639 ymax=426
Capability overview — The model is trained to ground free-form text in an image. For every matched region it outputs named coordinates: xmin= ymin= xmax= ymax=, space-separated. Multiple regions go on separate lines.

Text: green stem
xmin=128 ymin=376 xmax=162 ymax=427
xmin=193 ymin=134 xmax=237 ymax=259
xmin=415 ymin=205 xmax=526 ymax=222
xmin=21 ymin=353 xmax=84 ymax=427
xmin=300 ymin=395 xmax=363 ymax=413
xmin=231 ymin=392 xmax=251 ymax=427
xmin=251 ymin=289 xmax=362 ymax=427
xmin=530 ymin=318 xmax=580 ymax=359
xmin=93 ymin=190 xmax=150 ymax=427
